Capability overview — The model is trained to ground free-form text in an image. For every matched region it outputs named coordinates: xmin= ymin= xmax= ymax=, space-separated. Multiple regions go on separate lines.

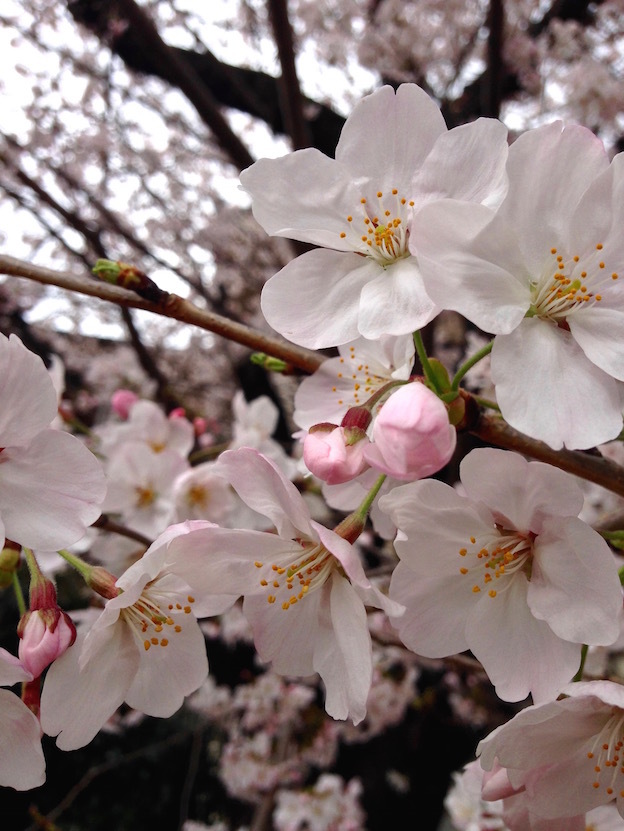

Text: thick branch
xmin=115 ymin=0 xmax=255 ymax=171
xmin=0 ymin=255 xmax=324 ymax=375
xmin=473 ymin=412 xmax=624 ymax=497
xmin=267 ymin=0 xmax=311 ymax=150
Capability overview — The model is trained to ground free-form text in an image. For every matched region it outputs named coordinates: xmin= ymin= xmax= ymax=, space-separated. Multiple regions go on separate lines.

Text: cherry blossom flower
xmin=477 ymin=681 xmax=624 ymax=823
xmin=40 ymin=522 xmax=233 ymax=750
xmin=0 ymin=333 xmax=105 ymax=550
xmin=97 ymin=398 xmax=195 ymax=457
xmin=0 ymin=648 xmax=45 ymax=790
xmin=160 ymin=448 xmax=404 ymax=724
xmin=242 ymin=84 xmax=508 ymax=348
xmin=230 ymin=391 xmax=298 ymax=479
xmin=293 ymin=335 xmax=415 ymax=431
xmin=379 ymin=448 xmax=622 ymax=703
xmin=101 ymin=441 xmax=189 ymax=537
xmin=413 ymin=121 xmax=624 ymax=449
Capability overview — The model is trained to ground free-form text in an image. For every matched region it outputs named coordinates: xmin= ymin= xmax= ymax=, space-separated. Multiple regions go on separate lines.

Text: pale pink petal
xmin=411 ymin=117 xmax=508 ymax=212
xmin=260 ymin=248 xmax=379 ymax=348
xmin=335 ymin=84 xmax=446 ymax=186
xmin=413 ymin=200 xmax=531 ymax=333
xmin=491 ymin=319 xmax=623 ymax=449
xmin=41 ymin=624 xmax=136 ymax=750
xmin=528 ymin=516 xmax=621 ymax=645
xmin=478 ymin=695 xmax=606 ymax=772
xmin=240 ymin=150 xmax=361 ymax=248
xmin=213 ymin=448 xmax=314 ymax=540
xmin=125 ymin=615 xmax=208 ymax=717
xmin=0 ymin=429 xmax=105 ymax=550
xmin=357 ymin=257 xmax=439 ymax=338
xmin=0 ymin=647 xmax=31 ymax=685
xmin=313 ymin=573 xmax=371 ymax=724
xmin=466 ymin=577 xmax=581 ymax=703
xmin=389 ymin=564 xmax=470 ymax=656
xmin=459 ymin=447 xmax=584 ymax=530
xmin=500 ymin=122 xmax=610 ymax=275
xmin=0 ymin=690 xmax=45 ymax=790
xmin=0 ymin=334 xmax=57 ymax=446
xmin=570 ymin=306 xmax=624 ymax=381
xmin=243 ymin=587 xmax=322 ymax=677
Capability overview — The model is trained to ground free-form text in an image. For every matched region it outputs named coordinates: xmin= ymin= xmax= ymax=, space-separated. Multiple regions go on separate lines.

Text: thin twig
xmin=0 ymin=254 xmax=324 ymax=374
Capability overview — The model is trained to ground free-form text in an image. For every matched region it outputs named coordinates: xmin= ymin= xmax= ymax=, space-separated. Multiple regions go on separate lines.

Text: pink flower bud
xmin=303 ymin=424 xmax=370 ymax=485
xmin=18 ymin=609 xmax=76 ymax=678
xmin=111 ymin=389 xmax=139 ymax=419
xmin=193 ymin=416 xmax=208 ymax=437
xmin=363 ymin=382 xmax=456 ymax=480
xmin=168 ymin=407 xmax=187 ymax=420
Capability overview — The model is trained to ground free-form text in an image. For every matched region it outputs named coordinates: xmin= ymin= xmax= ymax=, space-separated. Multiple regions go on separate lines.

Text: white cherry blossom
xmin=242 ymin=84 xmax=508 ymax=348
xmin=379 ymin=448 xmax=622 ymax=703
xmin=40 ymin=522 xmax=232 ymax=750
xmin=414 ymin=121 xmax=624 ymax=449
xmin=160 ymin=448 xmax=404 ymax=724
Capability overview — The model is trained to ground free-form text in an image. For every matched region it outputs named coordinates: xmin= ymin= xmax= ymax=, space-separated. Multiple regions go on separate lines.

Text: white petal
xmin=0 ymin=430 xmax=105 ymax=550
xmin=501 ymin=122 xmax=610 ymax=275
xmin=413 ymin=200 xmax=531 ymax=333
xmin=491 ymin=320 xmax=623 ymax=449
xmin=358 ymin=256 xmax=438 ymax=338
xmin=459 ymin=448 xmax=584 ymax=531
xmin=335 ymin=84 xmax=447 ymax=187
xmin=411 ymin=117 xmax=508 ymax=211
xmin=213 ymin=448 xmax=314 ymax=540
xmin=0 ymin=690 xmax=45 ymax=790
xmin=125 ymin=615 xmax=208 ymax=717
xmin=240 ymin=149 xmax=361 ymax=248
xmin=244 ymin=587 xmax=322 ymax=677
xmin=41 ymin=624 xmax=136 ymax=750
xmin=313 ymin=573 xmax=371 ymax=724
xmin=528 ymin=516 xmax=621 ymax=645
xmin=0 ymin=334 xmax=57 ymax=446
xmin=570 ymin=306 xmax=624 ymax=381
xmin=261 ymin=248 xmax=379 ymax=349
xmin=466 ymin=576 xmax=581 ymax=703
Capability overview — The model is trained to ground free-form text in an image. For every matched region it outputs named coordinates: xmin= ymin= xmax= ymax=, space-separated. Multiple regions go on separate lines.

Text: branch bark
xmin=0 ymin=254 xmax=324 ymax=375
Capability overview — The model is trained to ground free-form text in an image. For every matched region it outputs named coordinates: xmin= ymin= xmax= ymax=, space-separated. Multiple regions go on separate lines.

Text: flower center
xmin=331 ymin=344 xmax=392 ymax=408
xmin=254 ymin=542 xmax=336 ymax=611
xmin=340 ymin=189 xmax=413 ymax=266
xmin=586 ymin=708 xmax=624 ymax=798
xmin=457 ymin=527 xmax=533 ymax=598
xmin=121 ymin=584 xmax=195 ymax=651
xmin=529 ymin=244 xmax=619 ymax=324
xmin=135 ymin=486 xmax=156 ymax=508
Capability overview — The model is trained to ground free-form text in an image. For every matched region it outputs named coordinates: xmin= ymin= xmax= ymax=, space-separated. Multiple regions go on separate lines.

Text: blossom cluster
xmin=3 ymin=80 xmax=624 ymax=831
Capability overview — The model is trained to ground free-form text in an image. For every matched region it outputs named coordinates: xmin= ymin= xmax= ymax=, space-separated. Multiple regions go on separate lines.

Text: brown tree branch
xmin=115 ymin=0 xmax=255 ymax=171
xmin=267 ymin=0 xmax=312 ymax=150
xmin=0 ymin=254 xmax=324 ymax=374
xmin=473 ymin=412 xmax=624 ymax=497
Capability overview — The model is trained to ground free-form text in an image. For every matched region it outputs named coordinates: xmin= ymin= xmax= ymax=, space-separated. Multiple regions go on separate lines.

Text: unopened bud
xmin=18 ymin=608 xmax=76 ymax=678
xmin=340 ymin=406 xmax=373 ymax=432
xmin=111 ymin=389 xmax=139 ymax=419
xmin=304 ymin=425 xmax=370 ymax=485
